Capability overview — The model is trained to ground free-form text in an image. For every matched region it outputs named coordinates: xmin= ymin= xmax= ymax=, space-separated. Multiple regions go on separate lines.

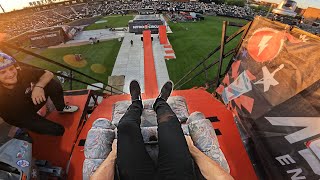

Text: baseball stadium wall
xmin=29 ymin=27 xmax=67 ymax=48
xmin=28 ymin=26 xmax=79 ymax=48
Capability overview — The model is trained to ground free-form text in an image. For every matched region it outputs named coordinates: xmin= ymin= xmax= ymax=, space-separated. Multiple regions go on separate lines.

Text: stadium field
xmin=84 ymin=15 xmax=134 ymax=31
xmin=167 ymin=16 xmax=248 ymax=90
xmin=20 ymin=40 xmax=121 ymax=90
xmin=12 ymin=15 xmax=248 ymax=91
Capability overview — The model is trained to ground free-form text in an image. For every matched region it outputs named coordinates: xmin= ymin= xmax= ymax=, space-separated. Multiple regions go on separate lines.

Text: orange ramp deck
xmin=67 ymin=89 xmax=257 ymax=180
xmin=143 ymin=30 xmax=159 ymax=98
xmin=29 ymin=90 xmax=91 ymax=170
xmin=66 ymin=28 xmax=257 ymax=180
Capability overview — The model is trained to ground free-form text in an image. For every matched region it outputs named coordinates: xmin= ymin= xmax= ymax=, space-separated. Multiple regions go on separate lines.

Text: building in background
xmin=303 ymin=7 xmax=320 ymax=21
xmin=272 ymin=0 xmax=297 ymax=17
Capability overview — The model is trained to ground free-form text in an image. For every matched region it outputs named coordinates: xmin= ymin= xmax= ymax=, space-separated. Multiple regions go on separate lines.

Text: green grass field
xmin=167 ymin=16 xmax=248 ymax=90
xmin=10 ymin=15 xmax=248 ymax=91
xmin=18 ymin=40 xmax=121 ymax=90
xmin=84 ymin=15 xmax=134 ymax=31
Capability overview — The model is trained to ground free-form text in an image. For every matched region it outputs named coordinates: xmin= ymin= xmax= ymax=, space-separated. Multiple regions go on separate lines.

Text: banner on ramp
xmin=216 ymin=16 xmax=320 ymax=179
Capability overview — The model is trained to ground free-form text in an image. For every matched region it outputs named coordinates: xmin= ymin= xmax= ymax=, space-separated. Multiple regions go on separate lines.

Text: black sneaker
xmin=158 ymin=80 xmax=174 ymax=102
xmin=130 ymin=80 xmax=141 ymax=102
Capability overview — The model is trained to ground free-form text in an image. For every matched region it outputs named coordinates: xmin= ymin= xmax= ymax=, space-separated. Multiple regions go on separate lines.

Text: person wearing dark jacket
xmin=0 ymin=52 xmax=78 ymax=136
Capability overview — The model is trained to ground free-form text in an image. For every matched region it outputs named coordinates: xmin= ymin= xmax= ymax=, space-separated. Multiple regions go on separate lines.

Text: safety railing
xmin=0 ymin=41 xmax=125 ymax=95
xmin=174 ymin=21 xmax=252 ymax=91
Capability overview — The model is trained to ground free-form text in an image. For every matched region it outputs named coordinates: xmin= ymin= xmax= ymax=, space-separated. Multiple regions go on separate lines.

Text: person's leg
xmin=33 ymin=79 xmax=65 ymax=112
xmin=34 ymin=79 xmax=78 ymax=113
xmin=20 ymin=114 xmax=65 ymax=136
xmin=117 ymin=81 xmax=155 ymax=180
xmin=43 ymin=79 xmax=65 ymax=111
xmin=154 ymin=81 xmax=195 ymax=180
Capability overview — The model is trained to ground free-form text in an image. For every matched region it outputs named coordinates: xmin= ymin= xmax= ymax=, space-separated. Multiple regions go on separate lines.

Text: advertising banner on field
xmin=29 ymin=30 xmax=64 ymax=48
xmin=216 ymin=16 xmax=320 ymax=179
xmin=129 ymin=15 xmax=163 ymax=34
xmin=28 ymin=26 xmax=75 ymax=48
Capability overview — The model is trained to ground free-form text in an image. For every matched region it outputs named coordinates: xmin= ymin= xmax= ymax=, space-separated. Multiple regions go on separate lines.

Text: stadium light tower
xmin=0 ymin=4 xmax=5 ymax=13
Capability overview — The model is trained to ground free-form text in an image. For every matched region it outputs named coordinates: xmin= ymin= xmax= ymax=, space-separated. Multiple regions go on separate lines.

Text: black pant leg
xmin=117 ymin=100 xmax=156 ymax=180
xmin=43 ymin=79 xmax=65 ymax=111
xmin=154 ymin=98 xmax=194 ymax=180
xmin=21 ymin=113 xmax=65 ymax=136
xmin=33 ymin=79 xmax=66 ymax=112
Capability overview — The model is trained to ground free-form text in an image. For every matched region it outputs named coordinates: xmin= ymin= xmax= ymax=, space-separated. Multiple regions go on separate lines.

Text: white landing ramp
xmin=151 ymin=35 xmax=170 ymax=92
xmin=112 ymin=33 xmax=145 ymax=93
xmin=112 ymin=33 xmax=170 ymax=94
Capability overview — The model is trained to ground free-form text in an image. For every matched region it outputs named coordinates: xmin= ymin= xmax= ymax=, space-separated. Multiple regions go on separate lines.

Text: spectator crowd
xmin=0 ymin=1 xmax=318 ymax=38
xmin=0 ymin=1 xmax=260 ymax=38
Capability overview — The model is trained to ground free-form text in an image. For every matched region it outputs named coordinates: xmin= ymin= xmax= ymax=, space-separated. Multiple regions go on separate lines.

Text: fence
xmin=174 ymin=21 xmax=252 ymax=91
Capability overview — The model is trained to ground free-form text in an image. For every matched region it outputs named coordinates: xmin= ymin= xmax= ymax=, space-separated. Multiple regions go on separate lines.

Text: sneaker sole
xmin=130 ymin=79 xmax=142 ymax=100
xmin=158 ymin=80 xmax=174 ymax=100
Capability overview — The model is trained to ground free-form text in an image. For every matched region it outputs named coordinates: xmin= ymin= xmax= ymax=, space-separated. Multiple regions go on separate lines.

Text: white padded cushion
xmin=84 ymin=128 xmax=115 ymax=159
xmin=83 ymin=159 xmax=104 ymax=179
xmin=187 ymin=112 xmax=230 ymax=173
xmin=83 ymin=118 xmax=116 ymax=180
xmin=112 ymin=96 xmax=189 ymax=127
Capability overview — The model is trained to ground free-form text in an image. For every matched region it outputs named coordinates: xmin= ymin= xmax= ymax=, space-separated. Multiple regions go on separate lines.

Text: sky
xmin=0 ymin=0 xmax=66 ymax=12
xmin=0 ymin=0 xmax=319 ymax=12
xmin=0 ymin=0 xmax=35 ymax=12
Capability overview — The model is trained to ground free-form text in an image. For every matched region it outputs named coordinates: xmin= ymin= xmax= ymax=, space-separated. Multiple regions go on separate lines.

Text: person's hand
xmin=91 ymin=139 xmax=117 ymax=180
xmin=109 ymin=139 xmax=117 ymax=158
xmin=185 ymin=135 xmax=196 ymax=151
xmin=31 ymin=86 xmax=46 ymax=105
